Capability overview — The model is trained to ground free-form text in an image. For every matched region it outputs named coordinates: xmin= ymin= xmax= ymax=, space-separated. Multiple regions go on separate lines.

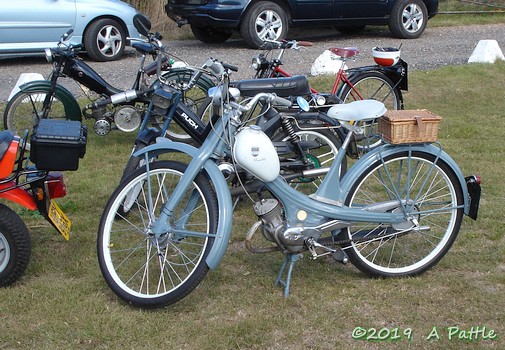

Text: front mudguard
xmin=132 ymin=138 xmax=233 ymax=270
xmin=18 ymin=81 xmax=82 ymax=121
xmin=338 ymin=143 xmax=471 ymax=216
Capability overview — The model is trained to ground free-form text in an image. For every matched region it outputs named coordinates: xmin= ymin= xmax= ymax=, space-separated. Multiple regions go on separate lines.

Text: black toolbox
xmin=30 ymin=119 xmax=87 ymax=171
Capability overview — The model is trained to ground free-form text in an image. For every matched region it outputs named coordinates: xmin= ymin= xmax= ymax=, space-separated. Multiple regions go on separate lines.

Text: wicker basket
xmin=378 ymin=109 xmax=442 ymax=144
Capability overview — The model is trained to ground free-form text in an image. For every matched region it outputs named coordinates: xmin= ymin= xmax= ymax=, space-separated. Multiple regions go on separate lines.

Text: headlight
xmin=251 ymin=55 xmax=268 ymax=71
xmin=45 ymin=48 xmax=53 ymax=63
xmin=251 ymin=56 xmax=262 ymax=70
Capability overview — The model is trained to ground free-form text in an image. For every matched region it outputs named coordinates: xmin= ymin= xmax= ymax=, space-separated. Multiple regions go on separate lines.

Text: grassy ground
xmin=0 ymin=60 xmax=503 ymax=348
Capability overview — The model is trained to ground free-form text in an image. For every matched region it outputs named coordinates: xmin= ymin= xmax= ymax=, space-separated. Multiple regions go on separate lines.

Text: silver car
xmin=0 ymin=0 xmax=142 ymax=61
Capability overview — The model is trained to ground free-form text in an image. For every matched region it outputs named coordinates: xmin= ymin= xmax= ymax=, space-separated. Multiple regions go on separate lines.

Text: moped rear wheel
xmin=0 ymin=204 xmax=32 ymax=287
xmin=4 ymin=89 xmax=67 ymax=137
xmin=341 ymin=151 xmax=464 ymax=277
xmin=98 ymin=161 xmax=218 ymax=308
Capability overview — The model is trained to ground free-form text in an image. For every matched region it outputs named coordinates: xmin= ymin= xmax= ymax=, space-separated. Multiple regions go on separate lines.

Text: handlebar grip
xmin=272 ymin=95 xmax=292 ymax=108
xmin=222 ymin=62 xmax=239 ymax=72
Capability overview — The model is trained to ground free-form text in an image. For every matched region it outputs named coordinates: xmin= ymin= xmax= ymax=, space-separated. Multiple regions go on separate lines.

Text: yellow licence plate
xmin=48 ymin=200 xmax=72 ymax=241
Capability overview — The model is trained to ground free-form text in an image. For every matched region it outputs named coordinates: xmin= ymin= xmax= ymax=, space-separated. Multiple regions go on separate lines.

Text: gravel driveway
xmin=1 ymin=23 xmax=505 ymax=102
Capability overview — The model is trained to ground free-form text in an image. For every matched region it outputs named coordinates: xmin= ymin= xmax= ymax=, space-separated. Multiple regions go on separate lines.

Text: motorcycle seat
xmin=233 ymin=76 xmax=311 ymax=98
xmin=0 ymin=130 xmax=14 ymax=161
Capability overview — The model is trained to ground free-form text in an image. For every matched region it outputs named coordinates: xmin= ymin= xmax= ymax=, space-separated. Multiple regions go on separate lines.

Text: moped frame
xmin=133 ymin=105 xmax=471 ymax=271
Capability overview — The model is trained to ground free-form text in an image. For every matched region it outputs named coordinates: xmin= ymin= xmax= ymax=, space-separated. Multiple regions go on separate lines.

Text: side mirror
xmin=133 ymin=13 xmax=152 ymax=36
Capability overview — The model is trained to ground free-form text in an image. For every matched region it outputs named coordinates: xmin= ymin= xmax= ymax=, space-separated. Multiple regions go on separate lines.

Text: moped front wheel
xmin=97 ymin=160 xmax=218 ymax=308
xmin=4 ymin=89 xmax=67 ymax=137
xmin=341 ymin=151 xmax=464 ymax=277
xmin=0 ymin=204 xmax=32 ymax=287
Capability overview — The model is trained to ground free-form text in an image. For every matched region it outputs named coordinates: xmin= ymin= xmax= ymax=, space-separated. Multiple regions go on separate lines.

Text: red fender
xmin=0 ymin=182 xmax=37 ymax=210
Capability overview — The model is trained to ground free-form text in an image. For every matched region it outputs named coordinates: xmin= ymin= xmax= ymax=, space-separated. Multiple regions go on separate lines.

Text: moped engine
xmin=114 ymin=106 xmax=141 ymax=132
xmin=246 ymin=198 xmax=306 ymax=254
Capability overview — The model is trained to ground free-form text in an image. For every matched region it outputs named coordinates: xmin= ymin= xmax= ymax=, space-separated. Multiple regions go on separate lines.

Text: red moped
xmin=0 ymin=120 xmax=86 ymax=286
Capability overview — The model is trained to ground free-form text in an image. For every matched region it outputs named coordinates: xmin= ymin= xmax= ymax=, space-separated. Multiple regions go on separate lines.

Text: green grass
xmin=1 ymin=62 xmax=504 ymax=349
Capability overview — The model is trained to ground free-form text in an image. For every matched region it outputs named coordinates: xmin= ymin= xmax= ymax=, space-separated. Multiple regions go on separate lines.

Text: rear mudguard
xmin=338 ymin=143 xmax=471 ymax=215
xmin=0 ymin=182 xmax=37 ymax=210
xmin=18 ymin=81 xmax=82 ymax=121
xmin=346 ymin=59 xmax=408 ymax=91
xmin=132 ymin=138 xmax=233 ymax=270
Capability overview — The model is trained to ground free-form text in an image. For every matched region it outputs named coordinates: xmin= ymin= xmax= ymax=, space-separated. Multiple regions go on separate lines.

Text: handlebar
xmin=243 ymin=93 xmax=292 ymax=111
xmin=262 ymin=39 xmax=313 ymax=50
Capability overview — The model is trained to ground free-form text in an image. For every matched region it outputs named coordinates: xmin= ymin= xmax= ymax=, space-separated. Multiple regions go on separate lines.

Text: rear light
xmin=466 ymin=175 xmax=481 ymax=185
xmin=45 ymin=172 xmax=67 ymax=199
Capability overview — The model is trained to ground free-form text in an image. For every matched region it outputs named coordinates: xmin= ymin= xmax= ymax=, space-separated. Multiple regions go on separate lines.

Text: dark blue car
xmin=166 ymin=0 xmax=438 ymax=48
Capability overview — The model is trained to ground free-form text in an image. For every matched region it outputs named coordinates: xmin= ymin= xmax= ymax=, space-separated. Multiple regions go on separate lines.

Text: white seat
xmin=326 ymin=100 xmax=387 ymax=122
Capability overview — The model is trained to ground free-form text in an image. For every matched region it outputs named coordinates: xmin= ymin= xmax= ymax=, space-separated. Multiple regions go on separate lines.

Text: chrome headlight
xmin=251 ymin=55 xmax=268 ymax=71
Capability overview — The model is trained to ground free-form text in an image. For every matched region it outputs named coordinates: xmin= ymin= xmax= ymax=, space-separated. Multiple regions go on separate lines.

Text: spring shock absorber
xmin=281 ymin=116 xmax=309 ymax=164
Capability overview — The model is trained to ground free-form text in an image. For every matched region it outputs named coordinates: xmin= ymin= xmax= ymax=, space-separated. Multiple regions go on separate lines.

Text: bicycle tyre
xmin=0 ymin=204 xmax=32 ymax=287
xmin=340 ymin=151 xmax=464 ymax=277
xmin=97 ymin=160 xmax=218 ymax=308
xmin=338 ymin=71 xmax=401 ymax=111
xmin=3 ymin=89 xmax=68 ymax=136
xmin=120 ymin=141 xmax=149 ymax=182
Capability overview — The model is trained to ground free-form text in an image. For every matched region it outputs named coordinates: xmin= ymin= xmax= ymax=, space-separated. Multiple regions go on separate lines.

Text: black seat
xmin=0 ymin=130 xmax=14 ymax=161
xmin=233 ymin=76 xmax=311 ymax=98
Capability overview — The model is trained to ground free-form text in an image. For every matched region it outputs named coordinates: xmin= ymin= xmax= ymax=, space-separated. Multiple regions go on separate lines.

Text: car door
xmin=333 ymin=0 xmax=389 ymax=18
xmin=292 ymin=0 xmax=337 ymax=21
xmin=0 ymin=0 xmax=77 ymax=53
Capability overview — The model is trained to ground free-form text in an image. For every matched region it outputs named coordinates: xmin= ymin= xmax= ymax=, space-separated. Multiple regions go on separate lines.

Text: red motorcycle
xmin=0 ymin=120 xmax=86 ymax=287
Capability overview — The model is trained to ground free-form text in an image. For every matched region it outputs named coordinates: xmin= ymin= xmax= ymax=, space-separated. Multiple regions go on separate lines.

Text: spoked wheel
xmin=273 ymin=121 xmax=345 ymax=194
xmin=0 ymin=204 xmax=32 ymax=287
xmin=3 ymin=89 xmax=67 ymax=137
xmin=97 ymin=161 xmax=218 ymax=308
xmin=341 ymin=151 xmax=464 ymax=277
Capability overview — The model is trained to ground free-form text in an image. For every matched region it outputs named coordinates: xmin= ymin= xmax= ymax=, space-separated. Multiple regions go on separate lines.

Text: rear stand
xmin=274 ymin=253 xmax=302 ymax=297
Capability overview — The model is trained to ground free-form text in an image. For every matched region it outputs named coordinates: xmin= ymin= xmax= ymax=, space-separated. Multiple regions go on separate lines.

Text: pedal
xmin=332 ymin=248 xmax=349 ymax=264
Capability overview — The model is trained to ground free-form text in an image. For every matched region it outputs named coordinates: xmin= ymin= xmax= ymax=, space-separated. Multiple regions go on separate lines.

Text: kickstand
xmin=275 ymin=253 xmax=301 ymax=297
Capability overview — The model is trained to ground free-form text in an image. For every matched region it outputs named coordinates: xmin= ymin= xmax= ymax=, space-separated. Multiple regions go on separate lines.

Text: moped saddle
xmin=233 ymin=76 xmax=311 ymax=98
xmin=0 ymin=130 xmax=14 ymax=161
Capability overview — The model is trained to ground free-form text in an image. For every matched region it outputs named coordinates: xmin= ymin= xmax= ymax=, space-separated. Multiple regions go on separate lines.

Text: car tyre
xmin=240 ymin=1 xmax=289 ymax=49
xmin=388 ymin=0 xmax=428 ymax=39
xmin=84 ymin=18 xmax=126 ymax=61
xmin=190 ymin=25 xmax=232 ymax=43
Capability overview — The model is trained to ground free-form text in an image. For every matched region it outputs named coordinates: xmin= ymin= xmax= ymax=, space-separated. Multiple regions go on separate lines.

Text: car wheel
xmin=388 ymin=0 xmax=428 ymax=39
xmin=190 ymin=25 xmax=232 ymax=43
xmin=84 ymin=18 xmax=126 ymax=61
xmin=240 ymin=1 xmax=289 ymax=49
